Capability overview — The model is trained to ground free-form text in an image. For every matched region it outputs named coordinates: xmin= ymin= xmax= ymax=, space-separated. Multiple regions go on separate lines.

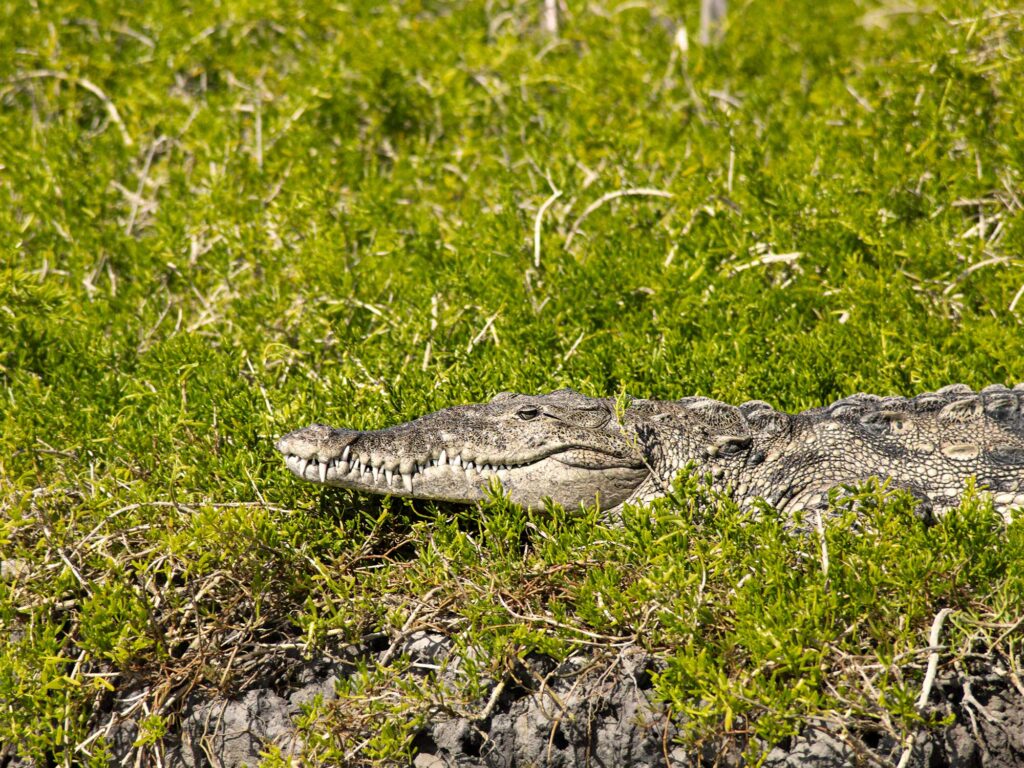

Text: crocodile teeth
xmin=283 ymin=449 xmax=526 ymax=486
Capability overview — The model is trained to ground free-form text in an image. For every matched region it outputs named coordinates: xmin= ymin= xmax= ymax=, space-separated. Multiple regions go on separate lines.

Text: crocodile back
xmin=779 ymin=383 xmax=1024 ymax=514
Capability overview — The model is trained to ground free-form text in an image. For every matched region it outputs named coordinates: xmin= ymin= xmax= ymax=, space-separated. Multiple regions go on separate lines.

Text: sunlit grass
xmin=1 ymin=0 xmax=1023 ymax=763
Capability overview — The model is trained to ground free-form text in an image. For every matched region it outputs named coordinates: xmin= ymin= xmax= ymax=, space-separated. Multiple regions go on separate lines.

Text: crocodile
xmin=276 ymin=384 xmax=1024 ymax=520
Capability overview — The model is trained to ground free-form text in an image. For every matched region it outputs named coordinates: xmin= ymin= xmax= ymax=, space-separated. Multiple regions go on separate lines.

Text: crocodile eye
xmin=707 ymin=435 xmax=752 ymax=458
xmin=517 ymin=407 xmax=541 ymax=420
xmin=717 ymin=441 xmax=746 ymax=457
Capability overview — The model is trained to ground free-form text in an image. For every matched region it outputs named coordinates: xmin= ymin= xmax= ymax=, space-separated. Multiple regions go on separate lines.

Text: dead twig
xmin=497 ymin=594 xmax=635 ymax=646
xmin=698 ymin=0 xmax=727 ymax=46
xmin=474 ymin=678 xmax=507 ymax=722
xmin=126 ymin=137 xmax=164 ymax=235
xmin=564 ymin=188 xmax=673 ymax=250
xmin=378 ymin=587 xmax=442 ymax=667
xmin=541 ymin=0 xmax=559 ymax=36
xmin=897 ymin=607 xmax=952 ymax=768
xmin=815 ymin=508 xmax=830 ymax=579
xmin=1008 ymin=282 xmax=1024 ymax=314
xmin=917 ymin=608 xmax=952 ymax=710
xmin=466 ymin=311 xmax=501 ymax=354
xmin=845 ymin=83 xmax=875 ymax=113
xmin=534 ymin=188 xmax=563 ymax=267
xmin=12 ymin=69 xmax=133 ymax=147
xmin=943 ymin=256 xmax=1019 ymax=295
xmin=730 ymin=251 xmax=802 ymax=274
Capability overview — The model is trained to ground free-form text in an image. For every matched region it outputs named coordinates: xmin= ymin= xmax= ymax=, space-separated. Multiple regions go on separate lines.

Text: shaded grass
xmin=2 ymin=0 xmax=1024 ymax=764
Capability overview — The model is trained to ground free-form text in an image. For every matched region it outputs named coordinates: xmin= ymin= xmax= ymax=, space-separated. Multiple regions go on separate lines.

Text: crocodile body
xmin=277 ymin=384 xmax=1024 ymax=520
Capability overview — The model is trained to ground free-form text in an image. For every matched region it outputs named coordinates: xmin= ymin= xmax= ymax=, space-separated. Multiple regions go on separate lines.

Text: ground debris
xmin=64 ymin=639 xmax=1024 ymax=768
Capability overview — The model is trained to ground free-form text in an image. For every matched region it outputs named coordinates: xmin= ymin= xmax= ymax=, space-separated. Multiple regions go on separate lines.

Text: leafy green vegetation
xmin=1 ymin=0 xmax=1023 ymax=764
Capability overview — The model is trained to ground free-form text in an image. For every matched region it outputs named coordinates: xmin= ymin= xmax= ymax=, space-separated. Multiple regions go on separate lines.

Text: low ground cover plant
xmin=1 ymin=0 xmax=1023 ymax=764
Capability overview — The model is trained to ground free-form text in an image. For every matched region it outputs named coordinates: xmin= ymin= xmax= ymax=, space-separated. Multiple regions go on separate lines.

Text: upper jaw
xmin=280 ymin=442 xmax=525 ymax=496
xmin=276 ymin=424 xmax=559 ymax=495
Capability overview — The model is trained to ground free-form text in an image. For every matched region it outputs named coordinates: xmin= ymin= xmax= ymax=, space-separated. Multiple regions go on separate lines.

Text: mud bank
xmin=50 ymin=634 xmax=1022 ymax=768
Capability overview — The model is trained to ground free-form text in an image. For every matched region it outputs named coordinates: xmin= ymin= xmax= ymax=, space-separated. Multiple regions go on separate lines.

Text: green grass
xmin=1 ymin=0 xmax=1023 ymax=764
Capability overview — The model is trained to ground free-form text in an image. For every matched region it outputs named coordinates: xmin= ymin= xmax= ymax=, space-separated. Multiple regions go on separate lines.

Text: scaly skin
xmin=277 ymin=384 xmax=1024 ymax=519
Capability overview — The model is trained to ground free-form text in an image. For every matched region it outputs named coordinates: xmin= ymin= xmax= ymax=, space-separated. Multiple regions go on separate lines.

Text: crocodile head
xmin=276 ymin=389 xmax=650 ymax=510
